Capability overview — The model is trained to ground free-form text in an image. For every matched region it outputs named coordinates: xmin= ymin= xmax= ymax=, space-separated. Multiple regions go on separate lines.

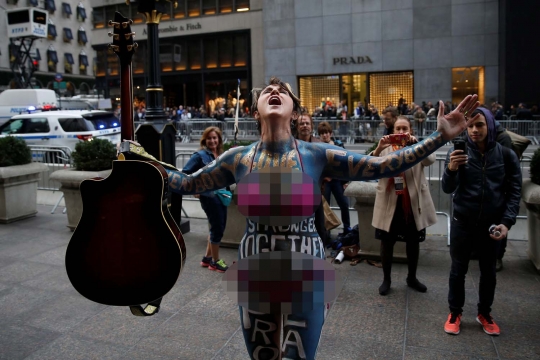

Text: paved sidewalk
xmin=0 ymin=206 xmax=539 ymax=359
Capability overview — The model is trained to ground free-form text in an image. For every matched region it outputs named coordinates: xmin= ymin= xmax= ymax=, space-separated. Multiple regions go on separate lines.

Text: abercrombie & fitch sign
xmin=333 ymin=56 xmax=373 ymax=65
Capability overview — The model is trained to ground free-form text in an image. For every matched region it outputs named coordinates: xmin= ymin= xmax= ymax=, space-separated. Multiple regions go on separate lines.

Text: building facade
xmin=90 ymin=0 xmax=263 ymax=111
xmin=0 ymin=0 xmax=95 ymax=95
xmin=263 ymin=0 xmax=499 ymax=114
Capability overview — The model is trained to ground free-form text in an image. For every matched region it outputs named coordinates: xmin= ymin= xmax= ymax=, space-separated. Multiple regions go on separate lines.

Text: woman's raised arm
xmin=165 ymin=145 xmax=254 ymax=195
xmin=321 ymin=131 xmax=446 ymax=182
xmin=321 ymin=95 xmax=480 ymax=181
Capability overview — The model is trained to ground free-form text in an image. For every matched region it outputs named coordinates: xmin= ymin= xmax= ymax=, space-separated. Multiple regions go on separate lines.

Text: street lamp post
xmin=126 ymin=0 xmax=187 ymax=231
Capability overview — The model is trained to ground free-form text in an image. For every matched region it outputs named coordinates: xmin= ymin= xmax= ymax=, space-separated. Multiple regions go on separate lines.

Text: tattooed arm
xmin=165 ymin=144 xmax=256 ymax=195
xmin=320 ymin=131 xmax=446 ymax=181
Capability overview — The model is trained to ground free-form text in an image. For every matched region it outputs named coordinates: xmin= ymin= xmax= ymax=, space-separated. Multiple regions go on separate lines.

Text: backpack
xmin=497 ymin=129 xmax=531 ymax=159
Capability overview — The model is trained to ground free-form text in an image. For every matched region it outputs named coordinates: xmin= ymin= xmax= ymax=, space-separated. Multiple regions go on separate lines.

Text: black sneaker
xmin=200 ymin=256 xmax=212 ymax=267
xmin=496 ymin=259 xmax=503 ymax=272
xmin=209 ymin=259 xmax=228 ymax=273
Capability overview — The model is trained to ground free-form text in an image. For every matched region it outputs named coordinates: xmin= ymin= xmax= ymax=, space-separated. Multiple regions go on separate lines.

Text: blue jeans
xmin=239 ymin=306 xmax=326 ymax=360
xmin=448 ymin=217 xmax=500 ymax=315
xmin=199 ymin=195 xmax=227 ymax=244
xmin=324 ymin=180 xmax=350 ymax=229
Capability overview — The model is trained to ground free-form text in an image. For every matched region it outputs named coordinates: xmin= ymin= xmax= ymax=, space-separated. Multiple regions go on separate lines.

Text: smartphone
xmin=453 ymin=139 xmax=467 ymax=154
xmin=389 ymin=133 xmax=408 ymax=145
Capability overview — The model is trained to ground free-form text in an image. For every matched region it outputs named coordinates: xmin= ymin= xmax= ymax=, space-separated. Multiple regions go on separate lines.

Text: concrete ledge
xmin=522 ymin=179 xmax=540 ymax=271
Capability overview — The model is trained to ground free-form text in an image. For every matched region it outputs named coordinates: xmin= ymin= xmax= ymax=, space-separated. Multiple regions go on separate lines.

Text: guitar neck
xmin=120 ymin=63 xmax=134 ymax=141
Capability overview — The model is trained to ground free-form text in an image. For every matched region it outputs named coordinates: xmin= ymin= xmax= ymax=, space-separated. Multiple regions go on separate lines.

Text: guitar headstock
xmin=108 ymin=12 xmax=137 ymax=66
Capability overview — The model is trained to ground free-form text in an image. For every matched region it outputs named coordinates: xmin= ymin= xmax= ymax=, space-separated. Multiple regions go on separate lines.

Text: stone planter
xmin=50 ymin=169 xmax=112 ymax=231
xmin=522 ymin=179 xmax=540 ymax=271
xmin=344 ymin=181 xmax=407 ymax=262
xmin=0 ymin=163 xmax=49 ymax=223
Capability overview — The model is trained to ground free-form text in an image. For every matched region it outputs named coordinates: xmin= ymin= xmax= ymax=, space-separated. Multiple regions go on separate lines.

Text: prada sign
xmin=333 ymin=56 xmax=373 ymax=65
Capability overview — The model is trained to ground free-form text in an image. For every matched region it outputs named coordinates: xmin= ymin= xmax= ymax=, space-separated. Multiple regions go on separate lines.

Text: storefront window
xmin=187 ymin=0 xmax=201 ymax=17
xmin=219 ymin=37 xmax=233 ymax=67
xmin=133 ymin=42 xmax=146 ymax=74
xmin=174 ymin=0 xmax=186 ymax=18
xmin=236 ymin=0 xmax=250 ymax=11
xmin=160 ymin=43 xmax=174 ymax=72
xmin=220 ymin=0 xmax=233 ymax=13
xmin=161 ymin=2 xmax=172 ymax=20
xmin=93 ymin=8 xmax=106 ymax=29
xmin=188 ymin=40 xmax=201 ymax=69
xmin=234 ymin=35 xmax=247 ymax=67
xmin=203 ymin=0 xmax=216 ymax=15
xmin=342 ymin=74 xmax=367 ymax=113
xmin=107 ymin=52 xmax=119 ymax=76
xmin=204 ymin=38 xmax=218 ymax=68
xmin=175 ymin=41 xmax=188 ymax=71
xmin=369 ymin=71 xmax=413 ymax=113
xmin=105 ymin=6 xmax=116 ymax=27
xmin=299 ymin=76 xmax=340 ymax=115
xmin=452 ymin=67 xmax=484 ymax=106
xmin=95 ymin=48 xmax=107 ymax=76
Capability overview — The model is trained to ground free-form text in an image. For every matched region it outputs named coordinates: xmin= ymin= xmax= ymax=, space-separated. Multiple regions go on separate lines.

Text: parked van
xmin=0 ymin=89 xmax=58 ymax=125
xmin=0 ymin=110 xmax=121 ymax=153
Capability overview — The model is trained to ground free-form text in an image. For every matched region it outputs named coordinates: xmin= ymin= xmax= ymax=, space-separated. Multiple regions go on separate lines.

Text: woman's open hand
xmin=436 ymin=95 xmax=481 ymax=142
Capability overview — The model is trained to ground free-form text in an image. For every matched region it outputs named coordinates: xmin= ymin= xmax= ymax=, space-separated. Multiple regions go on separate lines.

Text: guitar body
xmin=66 ymin=160 xmax=186 ymax=306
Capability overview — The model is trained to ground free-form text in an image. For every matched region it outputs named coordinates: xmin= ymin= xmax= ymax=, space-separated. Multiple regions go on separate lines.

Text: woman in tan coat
xmin=371 ymin=116 xmax=437 ymax=295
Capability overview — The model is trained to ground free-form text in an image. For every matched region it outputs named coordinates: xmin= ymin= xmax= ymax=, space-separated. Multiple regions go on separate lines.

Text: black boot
xmin=406 ymin=240 xmax=427 ymax=293
xmin=379 ymin=239 xmax=395 ymax=296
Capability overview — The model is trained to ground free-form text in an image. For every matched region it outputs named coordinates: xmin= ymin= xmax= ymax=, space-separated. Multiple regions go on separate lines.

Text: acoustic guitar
xmin=65 ymin=12 xmax=186 ymax=314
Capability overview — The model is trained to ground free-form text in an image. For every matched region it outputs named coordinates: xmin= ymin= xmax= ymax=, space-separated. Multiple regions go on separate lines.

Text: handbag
xmin=322 ymin=197 xmax=341 ymax=231
xmin=214 ymin=189 xmax=232 ymax=207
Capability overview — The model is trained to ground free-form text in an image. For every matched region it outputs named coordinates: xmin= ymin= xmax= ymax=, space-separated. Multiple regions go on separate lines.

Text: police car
xmin=0 ymin=110 xmax=121 ymax=153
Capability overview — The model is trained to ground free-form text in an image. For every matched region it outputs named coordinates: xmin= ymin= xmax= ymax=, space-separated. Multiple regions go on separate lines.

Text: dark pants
xmin=498 ymin=237 xmax=507 ymax=260
xmin=324 ymin=180 xmax=350 ymax=230
xmin=448 ymin=218 xmax=501 ymax=315
xmin=200 ymin=195 xmax=227 ymax=244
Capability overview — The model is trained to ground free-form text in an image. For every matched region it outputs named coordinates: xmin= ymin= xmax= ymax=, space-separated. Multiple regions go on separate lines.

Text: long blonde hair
xmin=200 ymin=126 xmax=224 ymax=155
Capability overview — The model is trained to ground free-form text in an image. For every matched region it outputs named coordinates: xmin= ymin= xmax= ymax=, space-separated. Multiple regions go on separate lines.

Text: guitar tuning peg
xmin=108 ymin=44 xmax=119 ymax=52
xmin=124 ymin=32 xmax=136 ymax=40
xmin=108 ymin=20 xmax=120 ymax=28
xmin=107 ymin=32 xmax=113 ymax=37
xmin=133 ymin=42 xmax=139 ymax=49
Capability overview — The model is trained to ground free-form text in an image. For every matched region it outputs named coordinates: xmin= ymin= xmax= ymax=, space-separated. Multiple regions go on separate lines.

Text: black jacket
xmin=442 ymin=143 xmax=522 ymax=229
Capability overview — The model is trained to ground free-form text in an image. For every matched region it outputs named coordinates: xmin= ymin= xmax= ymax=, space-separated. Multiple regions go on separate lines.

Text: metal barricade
xmin=312 ymin=119 xmax=355 ymax=144
xmin=29 ymin=145 xmax=72 ymax=191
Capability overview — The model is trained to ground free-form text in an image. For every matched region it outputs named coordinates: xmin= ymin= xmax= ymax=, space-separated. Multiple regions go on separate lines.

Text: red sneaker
xmin=444 ymin=313 xmax=462 ymax=335
xmin=476 ymin=314 xmax=500 ymax=336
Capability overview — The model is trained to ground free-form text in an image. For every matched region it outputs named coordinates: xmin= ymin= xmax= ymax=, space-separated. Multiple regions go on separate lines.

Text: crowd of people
xmin=126 ymin=77 xmax=523 ymax=359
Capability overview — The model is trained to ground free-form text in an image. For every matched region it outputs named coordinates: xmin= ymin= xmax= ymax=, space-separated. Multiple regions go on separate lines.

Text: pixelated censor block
xmin=234 ymin=167 xmax=322 ymax=226
xmin=222 ymin=252 xmax=343 ymax=314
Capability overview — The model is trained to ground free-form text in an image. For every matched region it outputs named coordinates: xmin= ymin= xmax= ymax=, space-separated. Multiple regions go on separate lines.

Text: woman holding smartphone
xmin=371 ymin=116 xmax=438 ymax=296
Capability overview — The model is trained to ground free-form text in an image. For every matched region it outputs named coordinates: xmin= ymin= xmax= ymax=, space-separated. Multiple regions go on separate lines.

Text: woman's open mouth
xmin=269 ymin=96 xmax=282 ymax=106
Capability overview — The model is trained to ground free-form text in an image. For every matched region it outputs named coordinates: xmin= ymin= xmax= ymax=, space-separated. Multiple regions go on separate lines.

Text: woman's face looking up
xmin=255 ymin=84 xmax=295 ymax=121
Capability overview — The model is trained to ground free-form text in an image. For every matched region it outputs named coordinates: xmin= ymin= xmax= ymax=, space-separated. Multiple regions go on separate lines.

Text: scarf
xmin=386 ymin=144 xmax=413 ymax=223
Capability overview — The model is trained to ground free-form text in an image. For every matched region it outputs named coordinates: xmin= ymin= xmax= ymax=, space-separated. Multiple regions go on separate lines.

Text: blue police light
xmin=27 ymin=106 xmax=36 ymax=111
xmin=99 ymin=124 xmax=105 ymax=129
xmin=112 ymin=122 xmax=118 ymax=127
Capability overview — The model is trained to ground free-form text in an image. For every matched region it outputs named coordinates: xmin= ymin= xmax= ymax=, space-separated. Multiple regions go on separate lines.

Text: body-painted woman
xmin=132 ymin=77 xmax=480 ymax=360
